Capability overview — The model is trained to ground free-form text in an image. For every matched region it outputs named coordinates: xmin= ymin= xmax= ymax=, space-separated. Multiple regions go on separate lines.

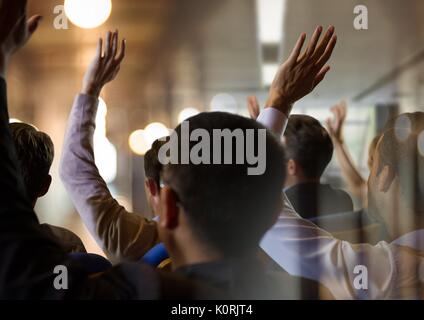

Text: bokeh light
xmin=178 ymin=107 xmax=200 ymax=123
xmin=210 ymin=93 xmax=238 ymax=113
xmin=129 ymin=129 xmax=150 ymax=156
xmin=144 ymin=122 xmax=169 ymax=146
xmin=64 ymin=0 xmax=112 ymax=29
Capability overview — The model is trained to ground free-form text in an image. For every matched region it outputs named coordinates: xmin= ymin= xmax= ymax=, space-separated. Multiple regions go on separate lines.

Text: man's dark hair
xmin=377 ymin=112 xmax=424 ymax=213
xmin=162 ymin=112 xmax=285 ymax=255
xmin=9 ymin=123 xmax=54 ymax=200
xmin=284 ymin=115 xmax=333 ymax=179
xmin=144 ymin=137 xmax=168 ymax=186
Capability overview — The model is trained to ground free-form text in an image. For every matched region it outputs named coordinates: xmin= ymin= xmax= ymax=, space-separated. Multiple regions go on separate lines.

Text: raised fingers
xmin=311 ymin=26 xmax=335 ymax=62
xmin=313 ymin=65 xmax=331 ymax=89
xmin=111 ymin=30 xmax=118 ymax=58
xmin=339 ymin=103 xmax=347 ymax=122
xmin=115 ymin=38 xmax=126 ymax=64
xmin=95 ymin=37 xmax=103 ymax=59
xmin=288 ymin=33 xmax=306 ymax=65
xmin=104 ymin=31 xmax=113 ymax=60
xmin=315 ymin=34 xmax=337 ymax=71
xmin=305 ymin=26 xmax=323 ymax=58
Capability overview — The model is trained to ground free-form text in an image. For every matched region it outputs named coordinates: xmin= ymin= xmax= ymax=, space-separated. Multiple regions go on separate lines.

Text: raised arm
xmin=257 ymin=27 xmax=397 ymax=299
xmin=326 ymin=101 xmax=367 ymax=204
xmin=59 ymin=32 xmax=158 ymax=264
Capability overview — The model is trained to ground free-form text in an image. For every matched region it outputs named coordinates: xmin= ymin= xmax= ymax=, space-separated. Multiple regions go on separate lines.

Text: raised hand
xmin=82 ymin=30 xmax=126 ymax=97
xmin=326 ymin=101 xmax=347 ymax=144
xmin=247 ymin=95 xmax=260 ymax=120
xmin=266 ymin=26 xmax=337 ymax=117
xmin=0 ymin=0 xmax=42 ymax=76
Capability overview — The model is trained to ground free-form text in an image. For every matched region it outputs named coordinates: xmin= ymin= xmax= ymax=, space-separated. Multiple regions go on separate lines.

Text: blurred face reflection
xmin=367 ymin=136 xmax=390 ymax=227
xmin=367 ymin=135 xmax=380 ymax=171
xmin=367 ymin=135 xmax=400 ymax=237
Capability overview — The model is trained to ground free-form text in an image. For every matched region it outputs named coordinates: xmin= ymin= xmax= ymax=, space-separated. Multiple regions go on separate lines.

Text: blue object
xmin=141 ymin=243 xmax=169 ymax=267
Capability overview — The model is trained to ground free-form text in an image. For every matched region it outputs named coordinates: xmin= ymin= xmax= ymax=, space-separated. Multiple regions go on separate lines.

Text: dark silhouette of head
xmin=156 ymin=112 xmax=285 ymax=268
xmin=10 ymin=122 xmax=54 ymax=206
xmin=283 ymin=115 xmax=333 ymax=186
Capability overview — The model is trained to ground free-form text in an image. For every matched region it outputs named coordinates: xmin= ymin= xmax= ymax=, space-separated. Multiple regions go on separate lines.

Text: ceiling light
xmin=64 ymin=0 xmax=112 ymax=29
xmin=256 ymin=0 xmax=286 ymax=44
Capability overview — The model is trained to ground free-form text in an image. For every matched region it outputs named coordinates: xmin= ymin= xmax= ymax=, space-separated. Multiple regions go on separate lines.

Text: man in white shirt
xmin=257 ymin=26 xmax=424 ymax=300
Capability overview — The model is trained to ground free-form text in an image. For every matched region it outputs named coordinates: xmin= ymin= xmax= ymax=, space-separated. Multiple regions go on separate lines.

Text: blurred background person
xmin=326 ymin=101 xmax=380 ymax=208
xmin=10 ymin=122 xmax=86 ymax=253
xmin=283 ymin=114 xmax=353 ymax=219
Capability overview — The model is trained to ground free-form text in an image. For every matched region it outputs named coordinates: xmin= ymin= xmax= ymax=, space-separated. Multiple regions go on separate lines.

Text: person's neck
xmin=170 ymin=241 xmax=225 ymax=271
xmin=285 ymin=176 xmax=320 ymax=189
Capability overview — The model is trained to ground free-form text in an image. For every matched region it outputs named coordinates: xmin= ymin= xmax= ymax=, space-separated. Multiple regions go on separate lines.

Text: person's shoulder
xmin=40 ymin=223 xmax=87 ymax=253
xmin=322 ymin=184 xmax=353 ymax=204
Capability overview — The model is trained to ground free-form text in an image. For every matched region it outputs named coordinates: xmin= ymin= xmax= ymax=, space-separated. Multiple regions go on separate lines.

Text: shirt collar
xmin=176 ymin=257 xmax=263 ymax=289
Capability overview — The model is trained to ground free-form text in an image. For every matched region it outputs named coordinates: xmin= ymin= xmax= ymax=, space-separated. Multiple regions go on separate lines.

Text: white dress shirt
xmin=258 ymin=107 xmax=424 ymax=300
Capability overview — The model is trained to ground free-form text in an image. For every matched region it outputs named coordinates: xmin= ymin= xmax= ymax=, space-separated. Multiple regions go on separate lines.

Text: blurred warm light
xmin=256 ymin=0 xmax=286 ymax=43
xmin=94 ymin=139 xmax=117 ymax=183
xmin=262 ymin=63 xmax=279 ymax=86
xmin=64 ymin=0 xmax=112 ymax=29
xmin=178 ymin=107 xmax=200 ymax=123
xmin=95 ymin=98 xmax=108 ymax=137
xmin=144 ymin=122 xmax=169 ymax=146
xmin=93 ymin=98 xmax=117 ymax=183
xmin=129 ymin=123 xmax=169 ymax=156
xmin=129 ymin=130 xmax=150 ymax=156
xmin=210 ymin=93 xmax=238 ymax=113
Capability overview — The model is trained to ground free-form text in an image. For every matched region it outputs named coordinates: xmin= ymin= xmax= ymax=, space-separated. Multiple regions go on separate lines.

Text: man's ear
xmin=287 ymin=159 xmax=297 ymax=176
xmin=145 ymin=178 xmax=159 ymax=197
xmin=159 ymin=186 xmax=180 ymax=230
xmin=37 ymin=174 xmax=52 ymax=198
xmin=377 ymin=165 xmax=395 ymax=193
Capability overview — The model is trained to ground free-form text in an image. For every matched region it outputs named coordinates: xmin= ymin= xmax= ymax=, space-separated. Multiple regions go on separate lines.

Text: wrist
xmin=265 ymin=90 xmax=293 ymax=117
xmin=81 ymin=83 xmax=101 ymax=97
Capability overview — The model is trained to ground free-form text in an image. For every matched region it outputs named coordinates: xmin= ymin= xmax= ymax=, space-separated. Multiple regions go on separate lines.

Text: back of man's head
xmin=284 ymin=115 xmax=333 ymax=179
xmin=144 ymin=138 xmax=168 ymax=187
xmin=162 ymin=112 xmax=285 ymax=256
xmin=376 ymin=112 xmax=424 ymax=215
xmin=9 ymin=123 xmax=54 ymax=202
